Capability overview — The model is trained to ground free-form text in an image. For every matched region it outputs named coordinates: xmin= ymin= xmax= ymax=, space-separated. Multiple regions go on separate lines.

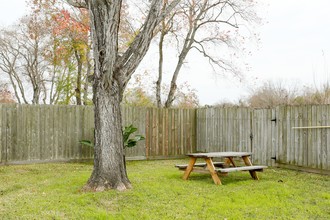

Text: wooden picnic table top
xmin=186 ymin=151 xmax=252 ymax=158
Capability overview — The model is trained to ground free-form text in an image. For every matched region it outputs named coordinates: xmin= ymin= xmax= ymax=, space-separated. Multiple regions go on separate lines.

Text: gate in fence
xmin=196 ymin=106 xmax=330 ymax=173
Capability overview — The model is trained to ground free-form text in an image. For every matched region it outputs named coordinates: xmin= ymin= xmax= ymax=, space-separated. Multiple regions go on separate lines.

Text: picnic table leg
xmin=182 ymin=157 xmax=197 ymax=180
xmin=225 ymin=156 xmax=236 ymax=167
xmin=242 ymin=156 xmax=259 ymax=180
xmin=205 ymin=158 xmax=222 ymax=185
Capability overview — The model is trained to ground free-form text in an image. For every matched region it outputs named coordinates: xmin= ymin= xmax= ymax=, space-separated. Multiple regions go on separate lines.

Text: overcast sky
xmin=1 ymin=0 xmax=330 ymax=105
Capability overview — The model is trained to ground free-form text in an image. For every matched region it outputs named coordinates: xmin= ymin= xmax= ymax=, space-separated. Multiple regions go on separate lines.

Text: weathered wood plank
xmin=17 ymin=105 xmax=24 ymax=161
xmin=0 ymin=105 xmax=6 ymax=163
xmin=320 ymin=105 xmax=327 ymax=169
xmin=215 ymin=165 xmax=267 ymax=173
xmin=327 ymin=106 xmax=330 ymax=170
xmin=53 ymin=105 xmax=59 ymax=159
xmin=301 ymin=105 xmax=308 ymax=167
xmin=175 ymin=161 xmax=225 ymax=170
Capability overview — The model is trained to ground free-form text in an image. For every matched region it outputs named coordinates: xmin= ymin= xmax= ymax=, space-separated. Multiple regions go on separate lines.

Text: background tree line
xmin=0 ymin=0 xmax=91 ymax=105
xmin=1 ymin=0 xmax=328 ymax=108
xmin=213 ymin=80 xmax=330 ymax=108
xmin=0 ymin=0 xmax=259 ymax=108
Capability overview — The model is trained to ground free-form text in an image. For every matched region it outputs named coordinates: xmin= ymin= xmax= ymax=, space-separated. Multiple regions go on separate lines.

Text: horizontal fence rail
xmin=0 ymin=104 xmax=329 ymax=173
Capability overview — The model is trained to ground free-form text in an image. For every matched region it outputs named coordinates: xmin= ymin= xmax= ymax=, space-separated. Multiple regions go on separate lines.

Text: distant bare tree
xmin=0 ymin=29 xmax=28 ymax=104
xmin=154 ymin=0 xmax=259 ymax=108
xmin=0 ymin=16 xmax=48 ymax=104
xmin=247 ymin=81 xmax=298 ymax=108
xmin=0 ymin=84 xmax=16 ymax=103
xmin=294 ymin=83 xmax=330 ymax=105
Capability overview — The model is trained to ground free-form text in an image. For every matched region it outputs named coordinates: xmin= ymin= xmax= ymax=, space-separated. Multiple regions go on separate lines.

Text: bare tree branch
xmin=118 ymin=0 xmax=181 ymax=89
xmin=160 ymin=0 xmax=258 ymax=107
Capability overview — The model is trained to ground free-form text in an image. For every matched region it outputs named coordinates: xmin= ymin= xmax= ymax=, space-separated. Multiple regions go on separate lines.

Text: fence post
xmin=249 ymin=109 xmax=253 ymax=160
xmin=145 ymin=108 xmax=150 ymax=159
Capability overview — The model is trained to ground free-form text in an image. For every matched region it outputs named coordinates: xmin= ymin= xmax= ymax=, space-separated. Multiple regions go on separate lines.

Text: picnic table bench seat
xmin=215 ymin=165 xmax=267 ymax=173
xmin=175 ymin=162 xmax=225 ymax=170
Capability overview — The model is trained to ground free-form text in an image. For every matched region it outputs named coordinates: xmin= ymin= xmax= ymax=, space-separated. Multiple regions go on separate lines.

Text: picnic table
xmin=176 ymin=152 xmax=267 ymax=185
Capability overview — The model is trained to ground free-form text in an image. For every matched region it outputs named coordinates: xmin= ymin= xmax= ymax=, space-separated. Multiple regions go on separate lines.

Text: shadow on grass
xmin=167 ymin=171 xmax=260 ymax=186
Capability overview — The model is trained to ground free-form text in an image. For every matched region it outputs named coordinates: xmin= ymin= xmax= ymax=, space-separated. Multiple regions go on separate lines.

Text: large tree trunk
xmin=67 ymin=0 xmax=179 ymax=192
xmin=82 ymin=0 xmax=132 ymax=191
xmin=84 ymin=79 xmax=131 ymax=191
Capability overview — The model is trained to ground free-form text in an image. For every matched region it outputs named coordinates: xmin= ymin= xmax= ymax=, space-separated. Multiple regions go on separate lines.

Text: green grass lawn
xmin=0 ymin=160 xmax=329 ymax=220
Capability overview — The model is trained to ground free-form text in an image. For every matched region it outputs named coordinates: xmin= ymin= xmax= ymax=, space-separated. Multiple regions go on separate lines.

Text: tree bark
xmin=156 ymin=1 xmax=169 ymax=108
xmin=156 ymin=29 xmax=165 ymax=108
xmin=82 ymin=0 xmax=132 ymax=191
xmin=84 ymin=78 xmax=131 ymax=191
xmin=164 ymin=53 xmax=188 ymax=108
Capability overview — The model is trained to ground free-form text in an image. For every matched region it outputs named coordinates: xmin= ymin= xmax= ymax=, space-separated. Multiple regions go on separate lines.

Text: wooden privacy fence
xmin=196 ymin=107 xmax=252 ymax=153
xmin=0 ymin=104 xmax=329 ymax=173
xmin=0 ymin=104 xmax=94 ymax=164
xmin=196 ymin=107 xmax=276 ymax=166
xmin=144 ymin=108 xmax=196 ymax=159
xmin=122 ymin=107 xmax=196 ymax=159
xmin=276 ymin=105 xmax=330 ymax=172
xmin=0 ymin=104 xmax=196 ymax=164
xmin=197 ymin=106 xmax=330 ymax=173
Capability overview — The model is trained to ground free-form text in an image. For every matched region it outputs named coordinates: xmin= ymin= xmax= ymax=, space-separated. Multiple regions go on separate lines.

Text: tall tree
xmin=155 ymin=0 xmax=258 ymax=108
xmin=0 ymin=84 xmax=16 ymax=103
xmin=0 ymin=15 xmax=49 ymax=104
xmin=0 ymin=0 xmax=93 ymax=105
xmin=0 ymin=29 xmax=28 ymax=104
xmin=50 ymin=7 xmax=91 ymax=105
xmin=155 ymin=0 xmax=177 ymax=107
xmin=35 ymin=0 xmax=93 ymax=105
xmin=66 ymin=0 xmax=180 ymax=191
